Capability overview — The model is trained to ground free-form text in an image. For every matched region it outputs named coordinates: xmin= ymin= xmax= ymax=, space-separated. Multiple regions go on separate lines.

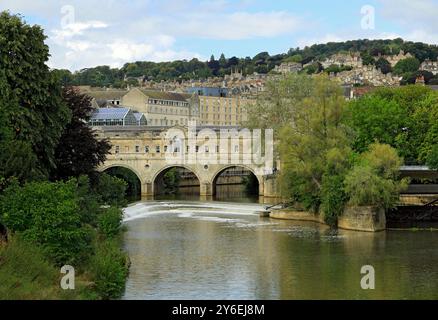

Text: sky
xmin=1 ymin=0 xmax=438 ymax=71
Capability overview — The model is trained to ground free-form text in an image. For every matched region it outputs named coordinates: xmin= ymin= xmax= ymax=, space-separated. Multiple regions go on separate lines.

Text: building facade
xmin=121 ymin=88 xmax=200 ymax=127
xmin=187 ymin=87 xmax=252 ymax=126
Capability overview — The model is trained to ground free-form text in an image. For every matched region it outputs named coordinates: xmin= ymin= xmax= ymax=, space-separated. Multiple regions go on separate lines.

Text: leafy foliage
xmin=347 ymin=85 xmax=438 ymax=165
xmin=93 ymin=173 xmax=128 ymax=207
xmin=52 ymin=87 xmax=111 ymax=180
xmin=90 ymin=239 xmax=129 ymax=300
xmin=0 ymin=12 xmax=70 ymax=177
xmin=0 ymin=180 xmax=92 ymax=265
xmin=98 ymin=207 xmax=123 ymax=239
xmin=344 ymin=144 xmax=408 ymax=209
xmin=278 ymin=75 xmax=351 ymax=214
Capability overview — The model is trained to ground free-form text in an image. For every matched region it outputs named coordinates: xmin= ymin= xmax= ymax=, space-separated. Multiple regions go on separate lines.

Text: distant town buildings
xmin=82 ymin=49 xmax=437 ymax=129
xmin=321 ymin=52 xmax=363 ymax=69
xmin=331 ymin=65 xmax=401 ymax=87
xmin=420 ymin=59 xmax=438 ymax=75
xmin=186 ymin=87 xmax=251 ymax=126
xmin=121 ymin=88 xmax=200 ymax=127
xmin=378 ymin=50 xmax=413 ymax=67
xmin=273 ymin=62 xmax=303 ymax=74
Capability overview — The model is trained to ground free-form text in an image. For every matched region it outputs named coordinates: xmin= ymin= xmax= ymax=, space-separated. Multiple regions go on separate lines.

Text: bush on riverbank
xmin=89 ymin=239 xmax=129 ymax=300
xmin=98 ymin=207 xmax=124 ymax=239
xmin=0 ymin=175 xmax=129 ymax=300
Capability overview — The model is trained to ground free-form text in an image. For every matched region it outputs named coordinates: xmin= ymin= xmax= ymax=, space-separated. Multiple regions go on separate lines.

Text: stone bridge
xmin=96 ymin=126 xmax=279 ymax=198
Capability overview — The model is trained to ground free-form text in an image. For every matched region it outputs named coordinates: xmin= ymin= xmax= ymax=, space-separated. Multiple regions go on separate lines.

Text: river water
xmin=122 ymin=200 xmax=438 ymax=300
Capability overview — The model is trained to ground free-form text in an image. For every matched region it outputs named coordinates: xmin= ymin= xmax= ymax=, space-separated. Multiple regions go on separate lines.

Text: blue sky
xmin=1 ymin=0 xmax=437 ymax=71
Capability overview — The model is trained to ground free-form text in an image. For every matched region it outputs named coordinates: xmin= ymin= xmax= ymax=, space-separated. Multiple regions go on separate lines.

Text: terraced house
xmin=186 ymin=87 xmax=250 ymax=126
xmin=122 ymin=88 xmax=200 ymax=127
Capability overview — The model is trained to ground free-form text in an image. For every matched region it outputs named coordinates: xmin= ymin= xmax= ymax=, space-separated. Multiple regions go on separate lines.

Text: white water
xmin=123 ymin=200 xmax=268 ymax=224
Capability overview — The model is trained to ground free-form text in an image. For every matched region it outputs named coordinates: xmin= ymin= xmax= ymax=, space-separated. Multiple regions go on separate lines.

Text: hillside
xmin=55 ymin=38 xmax=438 ymax=88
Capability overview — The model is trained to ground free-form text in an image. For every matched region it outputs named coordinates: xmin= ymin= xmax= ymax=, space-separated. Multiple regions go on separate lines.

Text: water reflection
xmin=122 ymin=201 xmax=438 ymax=300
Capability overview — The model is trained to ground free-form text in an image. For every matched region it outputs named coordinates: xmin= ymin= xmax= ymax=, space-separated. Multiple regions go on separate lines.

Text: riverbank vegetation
xmin=0 ymin=12 xmax=129 ymax=300
xmin=246 ymin=74 xmax=438 ymax=226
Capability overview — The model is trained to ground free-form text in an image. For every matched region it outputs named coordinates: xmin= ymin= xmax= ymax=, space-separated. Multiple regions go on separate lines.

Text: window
xmin=234 ymin=145 xmax=239 ymax=153
xmin=196 ymin=146 xmax=199 ymax=153
xmin=205 ymin=146 xmax=209 ymax=153
xmin=145 ymin=146 xmax=149 ymax=153
xmin=156 ymin=146 xmax=161 ymax=153
xmin=115 ymin=146 xmax=120 ymax=154
xmin=135 ymin=146 xmax=140 ymax=153
xmin=164 ymin=145 xmax=168 ymax=152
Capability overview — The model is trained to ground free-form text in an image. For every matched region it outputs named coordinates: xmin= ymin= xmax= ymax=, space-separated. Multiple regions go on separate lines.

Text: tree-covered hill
xmin=57 ymin=38 xmax=438 ymax=88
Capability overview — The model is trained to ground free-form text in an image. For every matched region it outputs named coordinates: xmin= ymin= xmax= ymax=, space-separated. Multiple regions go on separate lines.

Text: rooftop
xmin=83 ymin=90 xmax=128 ymax=100
xmin=90 ymin=108 xmax=131 ymax=120
xmin=138 ymin=89 xmax=192 ymax=101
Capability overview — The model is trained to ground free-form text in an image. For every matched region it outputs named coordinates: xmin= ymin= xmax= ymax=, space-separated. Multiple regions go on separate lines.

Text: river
xmin=122 ymin=199 xmax=438 ymax=300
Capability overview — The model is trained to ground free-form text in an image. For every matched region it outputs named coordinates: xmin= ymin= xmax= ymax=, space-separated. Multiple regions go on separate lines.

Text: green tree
xmin=344 ymin=144 xmax=408 ymax=209
xmin=0 ymin=12 xmax=71 ymax=177
xmin=278 ymin=75 xmax=351 ymax=213
xmin=93 ymin=173 xmax=127 ymax=207
xmin=375 ymin=57 xmax=392 ymax=74
xmin=347 ymin=85 xmax=438 ymax=164
xmin=244 ymin=73 xmax=315 ymax=137
xmin=393 ymin=57 xmax=421 ymax=75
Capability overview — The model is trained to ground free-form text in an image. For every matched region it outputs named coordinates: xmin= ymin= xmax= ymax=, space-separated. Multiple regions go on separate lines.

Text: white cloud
xmin=1 ymin=0 xmax=303 ymax=70
xmin=378 ymin=0 xmax=438 ymax=44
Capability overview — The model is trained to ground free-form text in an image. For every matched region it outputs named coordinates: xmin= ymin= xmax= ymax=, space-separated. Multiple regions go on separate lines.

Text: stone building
xmin=321 ymin=52 xmax=363 ymax=69
xmin=81 ymin=88 xmax=128 ymax=106
xmin=378 ymin=50 xmax=413 ymax=67
xmin=273 ymin=62 xmax=303 ymax=74
xmin=333 ymin=65 xmax=401 ymax=87
xmin=121 ymin=88 xmax=200 ymax=127
xmin=186 ymin=87 xmax=252 ymax=126
xmin=420 ymin=59 xmax=438 ymax=75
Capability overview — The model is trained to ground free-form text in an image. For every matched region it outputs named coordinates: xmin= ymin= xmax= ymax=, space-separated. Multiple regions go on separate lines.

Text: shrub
xmin=90 ymin=240 xmax=129 ymax=300
xmin=98 ymin=207 xmax=123 ymax=239
xmin=93 ymin=173 xmax=127 ymax=207
xmin=0 ymin=180 xmax=92 ymax=265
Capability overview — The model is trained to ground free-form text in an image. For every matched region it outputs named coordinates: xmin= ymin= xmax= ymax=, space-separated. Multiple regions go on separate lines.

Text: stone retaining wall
xmin=270 ymin=206 xmax=386 ymax=232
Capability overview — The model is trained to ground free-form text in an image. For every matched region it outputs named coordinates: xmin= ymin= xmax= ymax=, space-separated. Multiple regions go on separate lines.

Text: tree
xmin=278 ymin=75 xmax=352 ymax=214
xmin=427 ymin=145 xmax=438 ymax=170
xmin=361 ymin=52 xmax=375 ymax=65
xmin=244 ymin=73 xmax=315 ymax=137
xmin=344 ymin=144 xmax=408 ymax=209
xmin=51 ymin=87 xmax=111 ymax=180
xmin=393 ymin=57 xmax=421 ymax=75
xmin=375 ymin=57 xmax=392 ymax=74
xmin=347 ymin=85 xmax=438 ymax=165
xmin=219 ymin=53 xmax=227 ymax=68
xmin=0 ymin=12 xmax=70 ymax=178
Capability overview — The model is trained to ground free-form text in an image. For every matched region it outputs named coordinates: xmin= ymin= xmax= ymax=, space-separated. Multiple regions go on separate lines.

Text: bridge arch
xmin=99 ymin=164 xmax=143 ymax=183
xmin=152 ymin=165 xmax=201 ymax=196
xmin=211 ymin=165 xmax=262 ymax=197
xmin=99 ymin=164 xmax=144 ymax=200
